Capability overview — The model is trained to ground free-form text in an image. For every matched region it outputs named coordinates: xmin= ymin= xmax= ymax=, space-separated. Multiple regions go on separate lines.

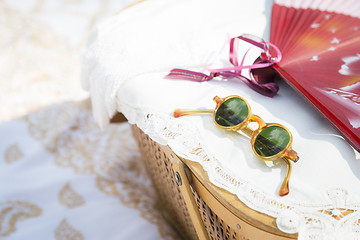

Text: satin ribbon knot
xmin=165 ymin=34 xmax=282 ymax=97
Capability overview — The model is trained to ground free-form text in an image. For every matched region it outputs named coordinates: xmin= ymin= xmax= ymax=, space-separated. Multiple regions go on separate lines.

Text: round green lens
xmin=254 ymin=125 xmax=290 ymax=157
xmin=215 ymin=97 xmax=249 ymax=127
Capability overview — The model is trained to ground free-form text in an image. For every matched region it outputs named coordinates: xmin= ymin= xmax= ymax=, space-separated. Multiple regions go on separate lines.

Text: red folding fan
xmin=270 ymin=0 xmax=360 ymax=151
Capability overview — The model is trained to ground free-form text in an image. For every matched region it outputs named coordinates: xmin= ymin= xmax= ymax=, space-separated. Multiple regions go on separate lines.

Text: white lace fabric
xmin=82 ymin=0 xmax=360 ymax=239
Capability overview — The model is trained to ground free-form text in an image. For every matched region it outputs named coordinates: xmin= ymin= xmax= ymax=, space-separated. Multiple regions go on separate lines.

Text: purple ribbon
xmin=165 ymin=34 xmax=282 ymax=97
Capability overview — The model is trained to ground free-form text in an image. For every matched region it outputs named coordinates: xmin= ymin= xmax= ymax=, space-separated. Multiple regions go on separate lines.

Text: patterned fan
xmin=270 ymin=0 xmax=360 ymax=151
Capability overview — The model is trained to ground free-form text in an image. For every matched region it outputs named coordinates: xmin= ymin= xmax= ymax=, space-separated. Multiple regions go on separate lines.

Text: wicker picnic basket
xmin=131 ymin=123 xmax=298 ymax=240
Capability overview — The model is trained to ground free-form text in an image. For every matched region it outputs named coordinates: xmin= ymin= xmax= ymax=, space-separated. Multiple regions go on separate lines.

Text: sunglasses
xmin=174 ymin=95 xmax=299 ymax=196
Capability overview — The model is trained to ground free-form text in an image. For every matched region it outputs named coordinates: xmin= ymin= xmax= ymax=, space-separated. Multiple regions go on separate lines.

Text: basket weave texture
xmin=132 ymin=125 xmax=198 ymax=239
xmin=132 ymin=125 xmax=296 ymax=240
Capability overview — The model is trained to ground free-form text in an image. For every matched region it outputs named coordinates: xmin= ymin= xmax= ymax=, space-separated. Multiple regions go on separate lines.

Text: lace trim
xmin=118 ymin=100 xmax=360 ymax=239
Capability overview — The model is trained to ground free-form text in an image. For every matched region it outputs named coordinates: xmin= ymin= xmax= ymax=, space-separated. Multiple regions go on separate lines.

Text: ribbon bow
xmin=165 ymin=34 xmax=282 ymax=97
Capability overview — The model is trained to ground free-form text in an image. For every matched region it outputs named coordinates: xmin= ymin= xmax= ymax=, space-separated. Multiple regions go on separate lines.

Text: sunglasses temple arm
xmin=240 ymin=126 xmax=255 ymax=137
xmin=278 ymin=157 xmax=292 ymax=196
xmin=174 ymin=109 xmax=213 ymax=118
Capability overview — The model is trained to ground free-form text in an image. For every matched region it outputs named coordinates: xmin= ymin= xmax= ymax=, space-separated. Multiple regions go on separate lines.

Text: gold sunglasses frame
xmin=174 ymin=95 xmax=299 ymax=196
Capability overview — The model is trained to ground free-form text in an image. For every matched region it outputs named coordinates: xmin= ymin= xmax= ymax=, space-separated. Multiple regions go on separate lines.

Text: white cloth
xmin=0 ymin=101 xmax=178 ymax=240
xmin=82 ymin=0 xmax=360 ymax=239
xmin=0 ymin=0 xmax=179 ymax=239
xmin=81 ymin=0 xmax=271 ymax=129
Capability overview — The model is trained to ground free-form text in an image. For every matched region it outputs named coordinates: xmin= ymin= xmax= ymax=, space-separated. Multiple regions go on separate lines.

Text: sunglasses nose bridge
xmin=249 ymin=115 xmax=266 ymax=130
xmin=235 ymin=115 xmax=265 ymax=138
